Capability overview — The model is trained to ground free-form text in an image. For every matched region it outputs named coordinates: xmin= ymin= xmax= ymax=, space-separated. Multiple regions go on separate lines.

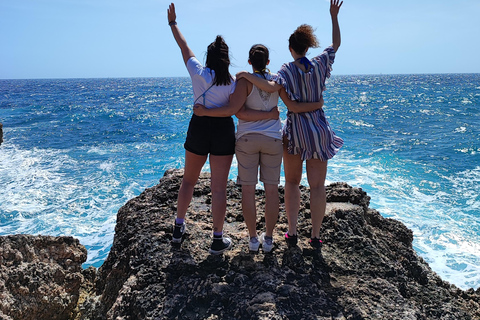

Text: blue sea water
xmin=1 ymin=74 xmax=479 ymax=290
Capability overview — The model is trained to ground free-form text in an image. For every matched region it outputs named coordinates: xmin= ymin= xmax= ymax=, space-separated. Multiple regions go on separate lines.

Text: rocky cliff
xmin=1 ymin=169 xmax=479 ymax=319
xmin=0 ymin=235 xmax=87 ymax=320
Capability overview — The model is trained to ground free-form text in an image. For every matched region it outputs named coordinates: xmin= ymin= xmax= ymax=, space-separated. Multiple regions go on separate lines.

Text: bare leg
xmin=209 ymin=154 xmax=234 ymax=233
xmin=264 ymin=183 xmax=279 ymax=237
xmin=282 ymin=140 xmax=303 ymax=236
xmin=241 ymin=184 xmax=257 ymax=238
xmin=306 ymin=159 xmax=328 ymax=239
xmin=176 ymin=151 xmax=208 ymax=219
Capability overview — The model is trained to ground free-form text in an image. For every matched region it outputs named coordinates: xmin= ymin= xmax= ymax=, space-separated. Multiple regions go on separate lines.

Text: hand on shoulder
xmin=235 ymin=71 xmax=251 ymax=80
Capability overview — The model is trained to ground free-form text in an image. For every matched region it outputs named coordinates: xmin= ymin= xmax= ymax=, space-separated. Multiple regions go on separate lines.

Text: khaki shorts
xmin=235 ymin=133 xmax=283 ymax=185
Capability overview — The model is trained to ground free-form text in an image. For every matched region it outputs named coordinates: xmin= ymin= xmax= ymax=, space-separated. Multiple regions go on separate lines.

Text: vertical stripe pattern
xmin=277 ymin=46 xmax=344 ymax=161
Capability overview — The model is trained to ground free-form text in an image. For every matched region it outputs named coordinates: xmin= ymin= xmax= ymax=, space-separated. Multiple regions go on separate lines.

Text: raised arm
xmin=193 ymin=79 xmax=249 ymax=117
xmin=168 ymin=3 xmax=195 ymax=65
xmin=280 ymin=89 xmax=324 ymax=113
xmin=236 ymin=71 xmax=282 ymax=93
xmin=330 ymin=0 xmax=343 ymax=52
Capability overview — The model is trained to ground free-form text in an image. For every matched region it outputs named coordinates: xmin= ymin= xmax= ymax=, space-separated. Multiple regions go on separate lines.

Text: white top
xmin=236 ymin=72 xmax=282 ymax=140
xmin=186 ymin=57 xmax=236 ymax=109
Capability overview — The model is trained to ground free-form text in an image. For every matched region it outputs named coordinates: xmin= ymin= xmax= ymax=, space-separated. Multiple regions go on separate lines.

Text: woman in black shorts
xmin=168 ymin=3 xmax=236 ymax=254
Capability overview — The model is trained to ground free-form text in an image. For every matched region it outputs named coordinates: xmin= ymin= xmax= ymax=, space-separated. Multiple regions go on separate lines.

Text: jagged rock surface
xmin=0 ymin=122 xmax=3 ymax=145
xmin=1 ymin=169 xmax=479 ymax=319
xmin=0 ymin=235 xmax=87 ymax=320
xmin=76 ymin=168 xmax=479 ymax=320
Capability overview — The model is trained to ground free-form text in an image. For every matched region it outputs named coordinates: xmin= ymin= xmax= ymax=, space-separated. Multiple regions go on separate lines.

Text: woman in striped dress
xmin=237 ymin=0 xmax=344 ymax=248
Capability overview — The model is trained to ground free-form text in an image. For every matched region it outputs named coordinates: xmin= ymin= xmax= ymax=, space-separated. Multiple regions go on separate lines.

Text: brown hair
xmin=248 ymin=44 xmax=269 ymax=78
xmin=206 ymin=35 xmax=232 ymax=86
xmin=288 ymin=24 xmax=319 ymax=55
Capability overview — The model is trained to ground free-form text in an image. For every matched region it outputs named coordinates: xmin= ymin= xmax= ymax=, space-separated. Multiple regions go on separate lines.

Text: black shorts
xmin=184 ymin=114 xmax=235 ymax=156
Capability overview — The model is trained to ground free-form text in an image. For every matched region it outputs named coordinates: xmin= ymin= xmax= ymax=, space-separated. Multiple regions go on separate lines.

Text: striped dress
xmin=276 ymin=46 xmax=344 ymax=161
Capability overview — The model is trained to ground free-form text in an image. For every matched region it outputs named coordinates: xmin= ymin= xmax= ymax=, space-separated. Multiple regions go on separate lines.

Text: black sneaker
xmin=171 ymin=222 xmax=186 ymax=243
xmin=309 ymin=237 xmax=323 ymax=249
xmin=285 ymin=232 xmax=298 ymax=247
xmin=209 ymin=236 xmax=232 ymax=255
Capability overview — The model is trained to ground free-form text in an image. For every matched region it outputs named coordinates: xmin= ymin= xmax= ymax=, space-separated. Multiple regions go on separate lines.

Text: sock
xmin=265 ymin=235 xmax=273 ymax=242
xmin=175 ymin=218 xmax=184 ymax=225
xmin=250 ymin=236 xmax=258 ymax=243
xmin=213 ymin=231 xmax=223 ymax=239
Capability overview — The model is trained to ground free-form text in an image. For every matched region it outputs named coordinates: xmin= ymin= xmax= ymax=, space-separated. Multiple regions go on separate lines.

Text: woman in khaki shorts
xmin=194 ymin=44 xmax=322 ymax=252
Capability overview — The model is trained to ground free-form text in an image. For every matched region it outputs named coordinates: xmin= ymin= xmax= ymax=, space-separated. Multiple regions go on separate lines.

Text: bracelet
xmin=169 ymin=21 xmax=177 ymax=26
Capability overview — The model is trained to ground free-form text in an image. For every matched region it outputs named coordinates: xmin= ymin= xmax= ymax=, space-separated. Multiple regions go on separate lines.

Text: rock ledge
xmin=1 ymin=169 xmax=479 ymax=320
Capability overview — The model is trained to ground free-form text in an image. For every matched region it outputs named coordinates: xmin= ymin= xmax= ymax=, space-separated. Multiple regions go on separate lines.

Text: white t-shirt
xmin=236 ymin=72 xmax=282 ymax=140
xmin=186 ymin=57 xmax=236 ymax=109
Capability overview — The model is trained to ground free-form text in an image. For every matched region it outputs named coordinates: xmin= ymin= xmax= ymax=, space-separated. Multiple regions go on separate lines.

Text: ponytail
xmin=206 ymin=36 xmax=232 ymax=86
xmin=249 ymin=44 xmax=270 ymax=79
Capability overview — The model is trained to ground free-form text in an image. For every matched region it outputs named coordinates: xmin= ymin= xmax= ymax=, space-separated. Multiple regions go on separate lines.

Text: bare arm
xmin=280 ymin=89 xmax=324 ymax=113
xmin=238 ymin=71 xmax=324 ymax=113
xmin=236 ymin=106 xmax=280 ymax=121
xmin=236 ymin=71 xmax=282 ymax=93
xmin=330 ymin=0 xmax=343 ymax=52
xmin=167 ymin=3 xmax=195 ymax=65
xmin=193 ymin=78 xmax=249 ymax=117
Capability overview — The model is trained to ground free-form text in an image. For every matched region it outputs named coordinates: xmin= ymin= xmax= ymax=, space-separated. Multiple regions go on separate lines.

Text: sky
xmin=1 ymin=0 xmax=480 ymax=79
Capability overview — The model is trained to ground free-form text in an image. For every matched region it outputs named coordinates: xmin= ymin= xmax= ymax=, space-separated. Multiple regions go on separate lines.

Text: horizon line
xmin=2 ymin=72 xmax=480 ymax=81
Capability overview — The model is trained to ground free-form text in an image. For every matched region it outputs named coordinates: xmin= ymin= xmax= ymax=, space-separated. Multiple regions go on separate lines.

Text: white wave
xmin=99 ymin=161 xmax=115 ymax=172
xmin=327 ymin=152 xmax=480 ymax=290
xmin=2 ymin=140 xmax=479 ymax=289
xmin=87 ymin=146 xmax=110 ymax=155
xmin=347 ymin=119 xmax=374 ymax=128
xmin=0 ymin=142 xmax=142 ymax=267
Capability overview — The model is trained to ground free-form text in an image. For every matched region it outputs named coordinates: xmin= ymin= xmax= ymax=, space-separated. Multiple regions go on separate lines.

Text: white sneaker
xmin=259 ymin=232 xmax=274 ymax=252
xmin=249 ymin=237 xmax=260 ymax=252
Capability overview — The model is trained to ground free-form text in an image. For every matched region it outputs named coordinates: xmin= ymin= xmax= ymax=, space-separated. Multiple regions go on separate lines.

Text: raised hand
xmin=330 ymin=0 xmax=343 ymax=17
xmin=167 ymin=3 xmax=176 ymax=24
xmin=330 ymin=0 xmax=342 ymax=51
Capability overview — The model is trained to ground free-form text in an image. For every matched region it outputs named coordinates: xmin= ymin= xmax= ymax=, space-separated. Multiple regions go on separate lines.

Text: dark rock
xmin=0 ymin=235 xmax=87 ymax=320
xmin=75 ymin=168 xmax=480 ymax=320
xmin=2 ymin=169 xmax=479 ymax=319
xmin=0 ymin=122 xmax=3 ymax=145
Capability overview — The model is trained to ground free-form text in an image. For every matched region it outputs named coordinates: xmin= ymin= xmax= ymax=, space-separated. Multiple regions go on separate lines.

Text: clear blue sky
xmin=1 ymin=0 xmax=479 ymax=79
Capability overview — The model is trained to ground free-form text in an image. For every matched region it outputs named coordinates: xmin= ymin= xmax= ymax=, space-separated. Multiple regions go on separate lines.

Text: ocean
xmin=0 ymin=74 xmax=479 ymax=290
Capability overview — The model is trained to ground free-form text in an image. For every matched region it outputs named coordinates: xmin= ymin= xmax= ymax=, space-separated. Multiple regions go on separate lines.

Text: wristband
xmin=169 ymin=21 xmax=177 ymax=26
